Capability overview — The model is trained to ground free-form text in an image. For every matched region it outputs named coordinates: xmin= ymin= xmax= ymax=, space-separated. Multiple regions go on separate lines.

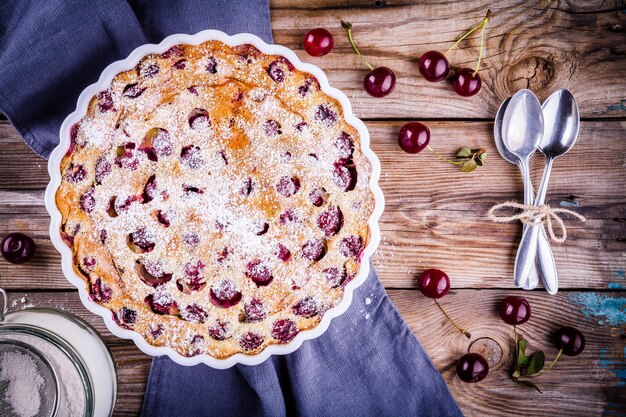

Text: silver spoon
xmin=514 ymin=89 xmax=580 ymax=293
xmin=501 ymin=90 xmax=545 ymax=289
xmin=494 ymin=97 xmax=539 ymax=290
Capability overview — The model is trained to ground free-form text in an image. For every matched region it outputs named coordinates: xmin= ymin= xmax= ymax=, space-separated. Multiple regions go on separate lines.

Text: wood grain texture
xmin=270 ymin=0 xmax=626 ymax=119
xmin=1 ymin=121 xmax=624 ymax=289
xmin=1 ymin=1 xmax=625 ymax=416
xmin=3 ymin=290 xmax=624 ymax=417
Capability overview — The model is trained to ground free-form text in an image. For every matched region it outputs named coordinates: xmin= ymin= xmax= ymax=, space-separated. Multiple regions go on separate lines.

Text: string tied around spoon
xmin=487 ymin=201 xmax=586 ymax=243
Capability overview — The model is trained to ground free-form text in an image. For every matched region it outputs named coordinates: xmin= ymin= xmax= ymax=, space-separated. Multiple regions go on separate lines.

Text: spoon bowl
xmin=501 ymin=89 xmax=544 ymax=162
xmin=494 ymin=97 xmax=516 ymax=164
xmin=540 ymin=89 xmax=580 ymax=157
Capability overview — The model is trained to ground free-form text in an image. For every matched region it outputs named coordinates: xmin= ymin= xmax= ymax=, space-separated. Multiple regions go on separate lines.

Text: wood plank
xmin=269 ymin=0 xmax=626 ymax=119
xmin=4 ymin=290 xmax=624 ymax=417
xmin=0 ymin=2 xmax=624 ymax=127
xmin=1 ymin=121 xmax=624 ymax=289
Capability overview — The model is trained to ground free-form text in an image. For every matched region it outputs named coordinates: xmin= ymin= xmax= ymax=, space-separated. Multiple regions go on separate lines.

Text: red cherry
xmin=243 ymin=298 xmax=266 ymax=322
xmin=499 ymin=296 xmax=531 ymax=325
xmin=363 ymin=66 xmax=396 ymax=97
xmin=210 ymin=280 xmax=242 ymax=308
xmin=271 ymin=319 xmax=298 ymax=343
xmin=452 ymin=68 xmax=482 ymax=97
xmin=456 ymin=353 xmax=489 ymax=383
xmin=304 ymin=28 xmax=334 ymax=57
xmin=1 ymin=233 xmax=35 ymax=264
xmin=418 ymin=50 xmax=450 ymax=82
xmin=555 ymin=327 xmax=585 ymax=356
xmin=417 ymin=269 xmax=449 ymax=299
xmin=398 ymin=122 xmax=430 ymax=154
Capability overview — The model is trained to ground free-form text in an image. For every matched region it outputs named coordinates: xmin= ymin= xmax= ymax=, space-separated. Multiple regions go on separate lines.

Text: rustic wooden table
xmin=1 ymin=1 xmax=625 ymax=416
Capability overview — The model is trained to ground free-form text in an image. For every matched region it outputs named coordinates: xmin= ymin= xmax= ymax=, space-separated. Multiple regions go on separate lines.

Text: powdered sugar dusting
xmin=57 ymin=40 xmax=375 ymax=358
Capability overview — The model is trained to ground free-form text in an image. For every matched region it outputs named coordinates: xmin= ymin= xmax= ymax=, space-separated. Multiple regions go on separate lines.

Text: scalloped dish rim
xmin=44 ymin=30 xmax=384 ymax=368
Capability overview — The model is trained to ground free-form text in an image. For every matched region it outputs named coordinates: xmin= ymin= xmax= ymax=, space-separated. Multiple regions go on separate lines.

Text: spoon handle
xmin=515 ymin=158 xmax=557 ymax=293
xmin=516 ymin=162 xmax=539 ymax=290
xmin=537 ymin=225 xmax=558 ymax=294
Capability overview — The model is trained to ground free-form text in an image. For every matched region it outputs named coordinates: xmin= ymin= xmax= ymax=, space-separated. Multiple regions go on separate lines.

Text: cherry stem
xmin=433 ymin=299 xmax=471 ymax=339
xmin=473 ymin=11 xmax=491 ymax=77
xmin=428 ymin=146 xmax=464 ymax=165
xmin=514 ymin=324 xmax=519 ymax=372
xmin=342 ymin=20 xmax=374 ymax=71
xmin=444 ymin=9 xmax=492 ymax=77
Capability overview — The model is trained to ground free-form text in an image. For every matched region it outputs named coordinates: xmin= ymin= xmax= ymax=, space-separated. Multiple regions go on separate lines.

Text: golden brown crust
xmin=56 ymin=41 xmax=374 ymax=358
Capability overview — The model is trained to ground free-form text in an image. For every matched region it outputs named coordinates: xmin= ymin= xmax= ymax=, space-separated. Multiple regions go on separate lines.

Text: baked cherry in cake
xmin=56 ymin=40 xmax=374 ymax=359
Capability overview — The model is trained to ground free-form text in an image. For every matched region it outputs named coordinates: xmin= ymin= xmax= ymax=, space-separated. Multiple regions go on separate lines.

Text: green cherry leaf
xmin=518 ymin=379 xmax=543 ymax=393
xmin=512 ymin=370 xmax=521 ymax=379
xmin=479 ymin=152 xmax=487 ymax=161
xmin=456 ymin=147 xmax=472 ymax=158
xmin=461 ymin=159 xmax=477 ymax=172
xmin=341 ymin=20 xmax=352 ymax=29
xmin=517 ymin=338 xmax=529 ymax=368
xmin=526 ymin=351 xmax=546 ymax=376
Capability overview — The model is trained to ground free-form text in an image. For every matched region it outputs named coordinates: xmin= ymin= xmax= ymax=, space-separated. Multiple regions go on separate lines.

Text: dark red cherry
xmin=1 ymin=233 xmax=35 ymax=264
xmin=417 ymin=269 xmax=450 ymax=299
xmin=314 ymin=104 xmax=337 ymax=125
xmin=302 ymin=239 xmax=326 ymax=261
xmin=182 ymin=303 xmax=208 ymax=323
xmin=264 ymin=120 xmax=282 ymax=136
xmin=323 ymin=266 xmax=347 ymax=288
xmin=243 ymin=298 xmax=266 ymax=322
xmin=363 ymin=66 xmax=396 ymax=98
xmin=276 ymin=243 xmax=291 ymax=262
xmin=555 ymin=327 xmax=585 ymax=356
xmin=279 ymin=209 xmax=297 ymax=225
xmin=122 ymin=83 xmax=146 ymax=98
xmin=127 ymin=228 xmax=155 ymax=253
xmin=499 ymin=296 xmax=531 ymax=325
xmin=115 ymin=307 xmax=137 ymax=329
xmin=276 ymin=176 xmax=300 ymax=197
xmin=293 ymin=296 xmax=318 ymax=318
xmin=332 ymin=162 xmax=357 ymax=191
xmin=240 ymin=332 xmax=264 ymax=351
xmin=246 ymin=259 xmax=273 ymax=286
xmin=145 ymin=292 xmax=178 ymax=315
xmin=180 ymin=145 xmax=204 ymax=169
xmin=456 ymin=353 xmax=489 ymax=383
xmin=418 ymin=50 xmax=450 ymax=82
xmin=210 ymin=279 xmax=242 ymax=308
xmin=333 ymin=132 xmax=354 ymax=159
xmin=338 ymin=235 xmax=362 ymax=258
xmin=89 ymin=278 xmax=112 ymax=303
xmin=136 ymin=261 xmax=173 ymax=287
xmin=452 ymin=68 xmax=482 ymax=97
xmin=206 ymin=55 xmax=218 ymax=73
xmin=308 ymin=188 xmax=327 ymax=207
xmin=317 ymin=206 xmax=343 ymax=237
xmin=142 ymin=175 xmax=157 ymax=203
xmin=80 ymin=187 xmax=96 ymax=213
xmin=398 ymin=122 xmax=430 ymax=154
xmin=208 ymin=320 xmax=228 ymax=340
xmin=272 ymin=319 xmax=298 ymax=343
xmin=304 ymin=28 xmax=334 ymax=57
xmin=188 ymin=108 xmax=211 ymax=130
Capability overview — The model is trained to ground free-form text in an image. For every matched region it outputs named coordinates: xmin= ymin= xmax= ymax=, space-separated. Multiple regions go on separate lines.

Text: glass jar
xmin=0 ymin=289 xmax=116 ymax=417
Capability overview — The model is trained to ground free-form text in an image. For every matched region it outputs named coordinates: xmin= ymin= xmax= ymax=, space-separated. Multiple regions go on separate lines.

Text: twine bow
xmin=487 ymin=201 xmax=586 ymax=243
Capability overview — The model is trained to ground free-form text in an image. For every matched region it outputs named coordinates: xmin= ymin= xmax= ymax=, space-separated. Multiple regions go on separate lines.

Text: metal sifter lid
xmin=0 ymin=288 xmax=60 ymax=417
xmin=0 ymin=338 xmax=60 ymax=417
